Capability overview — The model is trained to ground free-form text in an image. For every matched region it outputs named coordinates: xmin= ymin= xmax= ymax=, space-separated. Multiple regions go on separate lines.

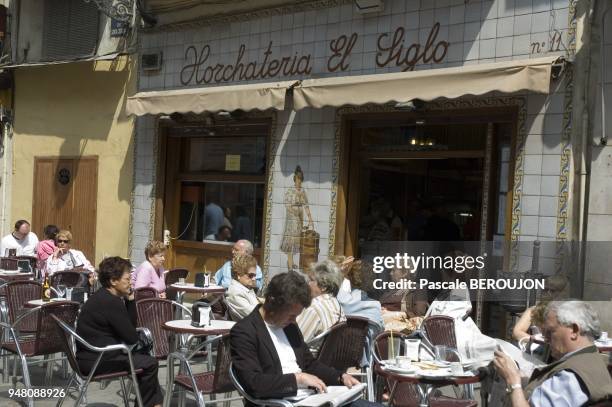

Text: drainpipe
xmin=577 ymin=0 xmax=601 ymax=298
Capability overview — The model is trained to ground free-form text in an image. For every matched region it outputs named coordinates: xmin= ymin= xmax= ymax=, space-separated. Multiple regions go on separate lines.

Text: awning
xmin=292 ymin=56 xmax=562 ymax=110
xmin=126 ymin=80 xmax=297 ymax=116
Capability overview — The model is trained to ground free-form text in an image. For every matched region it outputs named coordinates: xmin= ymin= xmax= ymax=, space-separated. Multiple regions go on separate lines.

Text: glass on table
xmin=56 ymin=284 xmax=67 ymax=299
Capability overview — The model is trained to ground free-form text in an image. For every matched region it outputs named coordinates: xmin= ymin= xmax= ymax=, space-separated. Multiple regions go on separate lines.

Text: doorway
xmin=339 ymin=110 xmax=515 ymax=262
xmin=32 ymin=157 xmax=98 ymax=262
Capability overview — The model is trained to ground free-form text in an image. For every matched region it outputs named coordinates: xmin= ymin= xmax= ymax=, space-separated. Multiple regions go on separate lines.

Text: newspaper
xmin=495 ymin=338 xmax=545 ymax=377
xmin=290 ymin=384 xmax=366 ymax=407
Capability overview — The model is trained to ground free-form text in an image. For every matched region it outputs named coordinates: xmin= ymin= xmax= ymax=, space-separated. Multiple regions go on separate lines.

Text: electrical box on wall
xmin=141 ymin=51 xmax=163 ymax=72
xmin=354 ymin=0 xmax=384 ymax=14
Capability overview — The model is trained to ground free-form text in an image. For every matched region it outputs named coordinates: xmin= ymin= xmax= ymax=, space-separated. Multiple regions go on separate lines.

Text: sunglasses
xmin=57 ymin=239 xmax=71 ymax=244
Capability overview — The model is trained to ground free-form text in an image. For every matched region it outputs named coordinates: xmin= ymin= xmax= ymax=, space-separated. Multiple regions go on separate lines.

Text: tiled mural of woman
xmin=280 ymin=165 xmax=314 ymax=271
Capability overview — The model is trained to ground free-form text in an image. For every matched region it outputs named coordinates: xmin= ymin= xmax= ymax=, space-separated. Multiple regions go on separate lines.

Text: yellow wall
xmin=11 ymin=58 xmax=135 ymax=264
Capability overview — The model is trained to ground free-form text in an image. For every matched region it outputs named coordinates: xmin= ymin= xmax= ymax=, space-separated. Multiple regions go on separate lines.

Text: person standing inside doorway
xmin=1 ymin=219 xmax=39 ymax=256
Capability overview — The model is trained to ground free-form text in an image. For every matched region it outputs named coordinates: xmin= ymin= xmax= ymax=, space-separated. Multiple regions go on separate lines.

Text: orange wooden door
xmin=32 ymin=157 xmax=98 ymax=262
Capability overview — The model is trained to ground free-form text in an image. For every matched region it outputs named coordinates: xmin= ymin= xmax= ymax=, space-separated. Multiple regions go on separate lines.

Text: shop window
xmin=170 ymin=120 xmax=269 ymax=248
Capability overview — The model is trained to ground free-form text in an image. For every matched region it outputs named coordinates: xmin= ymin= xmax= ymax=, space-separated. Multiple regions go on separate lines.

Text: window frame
xmin=156 ymin=117 xmax=273 ymax=256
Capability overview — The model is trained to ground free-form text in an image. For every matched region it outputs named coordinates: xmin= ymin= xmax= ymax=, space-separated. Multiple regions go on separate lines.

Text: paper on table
xmin=495 ymin=338 xmax=545 ymax=377
xmin=294 ymin=384 xmax=366 ymax=407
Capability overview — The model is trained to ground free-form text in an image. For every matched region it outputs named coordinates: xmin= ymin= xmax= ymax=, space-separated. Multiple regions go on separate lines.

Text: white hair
xmin=545 ymin=300 xmax=601 ymax=340
xmin=236 ymin=240 xmax=254 ymax=255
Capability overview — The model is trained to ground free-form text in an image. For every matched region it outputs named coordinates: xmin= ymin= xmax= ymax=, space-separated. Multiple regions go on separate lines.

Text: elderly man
xmin=494 ymin=300 xmax=612 ymax=406
xmin=215 ymin=240 xmax=263 ymax=290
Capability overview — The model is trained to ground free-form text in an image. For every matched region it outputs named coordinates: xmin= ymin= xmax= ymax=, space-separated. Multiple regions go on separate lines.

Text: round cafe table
xmin=376 ymin=364 xmax=483 ymax=407
xmin=169 ymin=283 xmax=226 ymax=303
xmin=162 ymin=319 xmax=235 ymax=336
xmin=163 ymin=319 xmax=236 ymax=365
xmin=0 ymin=271 xmax=34 ymax=281
xmin=25 ymin=298 xmax=71 ymax=308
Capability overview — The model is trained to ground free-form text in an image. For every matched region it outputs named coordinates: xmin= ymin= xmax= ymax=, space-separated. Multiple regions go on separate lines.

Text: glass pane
xmin=184 ymin=136 xmax=267 ymax=175
xmin=177 ymin=181 xmax=265 ymax=248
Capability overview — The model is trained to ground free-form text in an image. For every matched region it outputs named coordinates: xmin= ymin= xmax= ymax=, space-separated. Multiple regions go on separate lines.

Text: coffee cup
xmin=178 ymin=277 xmax=186 ymax=285
xmin=450 ymin=362 xmax=463 ymax=376
xmin=600 ymin=331 xmax=609 ymax=341
xmin=395 ymin=356 xmax=412 ymax=369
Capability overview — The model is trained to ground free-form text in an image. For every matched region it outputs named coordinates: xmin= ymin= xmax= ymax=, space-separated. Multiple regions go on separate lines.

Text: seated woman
xmin=337 ymin=260 xmax=383 ymax=329
xmin=76 ymin=257 xmax=163 ymax=407
xmin=296 ymin=259 xmax=345 ymax=343
xmin=230 ymin=271 xmax=374 ymax=405
xmin=132 ymin=240 xmax=167 ymax=298
xmin=45 ymin=230 xmax=95 ymax=277
xmin=226 ymin=254 xmax=260 ymax=320
xmin=37 ymin=224 xmax=58 ymax=270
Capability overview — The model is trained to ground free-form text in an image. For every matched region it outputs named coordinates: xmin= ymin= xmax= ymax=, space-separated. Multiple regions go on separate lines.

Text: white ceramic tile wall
xmin=132 ymin=0 xmax=572 ymax=272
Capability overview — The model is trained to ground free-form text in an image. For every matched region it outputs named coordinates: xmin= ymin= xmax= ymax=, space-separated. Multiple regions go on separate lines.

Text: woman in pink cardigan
xmin=132 ymin=241 xmax=167 ymax=298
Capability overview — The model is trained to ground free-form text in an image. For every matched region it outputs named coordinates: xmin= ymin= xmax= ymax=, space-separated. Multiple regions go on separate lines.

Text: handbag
xmin=132 ymin=329 xmax=154 ymax=356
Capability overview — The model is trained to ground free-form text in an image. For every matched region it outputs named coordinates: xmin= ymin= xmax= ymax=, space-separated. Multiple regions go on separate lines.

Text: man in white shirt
xmin=0 ymin=220 xmax=39 ymax=256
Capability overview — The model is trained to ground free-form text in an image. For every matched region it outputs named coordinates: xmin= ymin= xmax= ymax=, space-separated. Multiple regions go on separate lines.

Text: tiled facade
xmin=131 ymin=0 xmax=575 ymax=278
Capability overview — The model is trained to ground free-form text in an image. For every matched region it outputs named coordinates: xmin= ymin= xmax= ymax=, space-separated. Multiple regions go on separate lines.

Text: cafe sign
xmin=180 ymin=23 xmax=449 ymax=86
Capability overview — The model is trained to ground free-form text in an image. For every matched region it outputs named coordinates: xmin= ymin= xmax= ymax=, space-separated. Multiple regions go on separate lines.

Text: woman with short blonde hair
xmin=45 ymin=229 xmax=95 ymax=277
xmin=132 ymin=240 xmax=167 ymax=298
xmin=226 ymin=254 xmax=259 ymax=321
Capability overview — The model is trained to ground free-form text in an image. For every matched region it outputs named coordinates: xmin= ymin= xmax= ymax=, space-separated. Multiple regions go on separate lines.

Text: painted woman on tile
xmin=280 ymin=165 xmax=314 ymax=271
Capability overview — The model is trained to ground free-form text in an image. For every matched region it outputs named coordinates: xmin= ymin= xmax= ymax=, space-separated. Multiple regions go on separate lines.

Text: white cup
xmin=600 ymin=331 xmax=609 ymax=341
xmin=395 ymin=356 xmax=412 ymax=369
xmin=450 ymin=362 xmax=463 ymax=376
xmin=178 ymin=278 xmax=185 ymax=285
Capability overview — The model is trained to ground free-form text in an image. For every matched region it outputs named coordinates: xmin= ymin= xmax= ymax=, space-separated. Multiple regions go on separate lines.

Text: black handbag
xmin=132 ymin=329 xmax=154 ymax=356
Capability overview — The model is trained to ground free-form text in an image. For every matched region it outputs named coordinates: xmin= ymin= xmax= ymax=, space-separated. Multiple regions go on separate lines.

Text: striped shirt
xmin=297 ymin=293 xmax=345 ymax=343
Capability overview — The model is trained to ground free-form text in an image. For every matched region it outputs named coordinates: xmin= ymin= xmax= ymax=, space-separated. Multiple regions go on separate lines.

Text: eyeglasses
xmin=57 ymin=239 xmax=70 ymax=244
xmin=247 ymin=273 xmax=257 ymax=279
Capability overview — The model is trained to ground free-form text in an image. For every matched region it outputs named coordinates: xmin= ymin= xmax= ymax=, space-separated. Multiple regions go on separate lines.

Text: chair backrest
xmin=5 ymin=280 xmax=42 ymax=331
xmin=33 ymin=302 xmax=80 ymax=355
xmin=52 ymin=315 xmax=87 ymax=380
xmin=316 ymin=316 xmax=369 ymax=370
xmin=16 ymin=256 xmax=37 ymax=270
xmin=50 ymin=271 xmax=89 ymax=288
xmin=372 ymin=331 xmax=410 ymax=362
xmin=212 ymin=334 xmax=235 ymax=393
xmin=422 ymin=315 xmax=457 ymax=348
xmin=212 ymin=296 xmax=229 ymax=320
xmin=135 ymin=298 xmax=175 ymax=358
xmin=165 ymin=268 xmax=189 ymax=300
xmin=134 ymin=287 xmax=158 ymax=301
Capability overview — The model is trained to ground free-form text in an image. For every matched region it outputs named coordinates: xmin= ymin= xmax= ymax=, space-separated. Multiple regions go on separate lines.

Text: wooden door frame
xmin=335 ymin=106 xmax=519 ymax=257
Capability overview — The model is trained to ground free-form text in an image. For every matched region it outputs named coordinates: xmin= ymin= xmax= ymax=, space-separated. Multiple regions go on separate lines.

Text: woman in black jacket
xmin=76 ymin=257 xmax=163 ymax=407
xmin=231 ymin=271 xmax=378 ymax=406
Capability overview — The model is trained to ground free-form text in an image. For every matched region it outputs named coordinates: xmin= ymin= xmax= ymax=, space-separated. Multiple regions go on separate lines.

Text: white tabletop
xmin=170 ymin=283 xmax=225 ymax=291
xmin=164 ymin=319 xmax=235 ymax=332
xmin=26 ymin=298 xmax=70 ymax=306
xmin=0 ymin=270 xmax=32 ymax=275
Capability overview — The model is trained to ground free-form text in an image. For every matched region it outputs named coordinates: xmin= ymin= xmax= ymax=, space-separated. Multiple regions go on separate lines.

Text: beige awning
xmin=126 ymin=80 xmax=297 ymax=116
xmin=292 ymin=56 xmax=562 ymax=110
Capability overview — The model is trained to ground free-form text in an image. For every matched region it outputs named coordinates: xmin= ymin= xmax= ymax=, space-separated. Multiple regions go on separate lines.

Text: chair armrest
xmin=171 ymin=301 xmax=192 ymax=317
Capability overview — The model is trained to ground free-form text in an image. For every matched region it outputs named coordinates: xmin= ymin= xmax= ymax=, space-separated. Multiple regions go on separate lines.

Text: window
xmin=42 ymin=0 xmax=100 ymax=61
xmin=170 ymin=119 xmax=270 ymax=248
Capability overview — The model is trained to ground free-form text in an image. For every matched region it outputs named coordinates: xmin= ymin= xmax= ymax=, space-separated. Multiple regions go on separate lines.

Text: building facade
xmin=130 ymin=0 xmax=612 ymax=327
xmin=2 ymin=0 xmax=137 ymax=263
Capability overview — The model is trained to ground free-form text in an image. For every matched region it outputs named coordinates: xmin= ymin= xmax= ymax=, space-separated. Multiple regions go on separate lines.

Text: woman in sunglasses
xmin=226 ymin=254 xmax=260 ymax=321
xmin=45 ymin=229 xmax=94 ymax=277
